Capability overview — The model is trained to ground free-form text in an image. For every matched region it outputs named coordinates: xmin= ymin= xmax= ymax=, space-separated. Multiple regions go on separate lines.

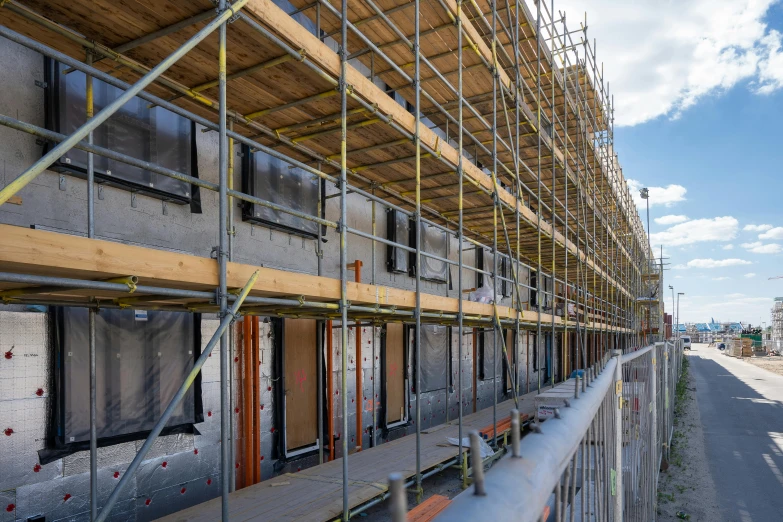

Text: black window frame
xmin=240 ymin=144 xmax=321 ymax=238
xmin=386 ymin=208 xmax=411 ymax=274
xmin=42 ymin=308 xmax=203 ymax=464
xmin=411 ymin=324 xmax=452 ymax=393
xmin=409 ymin=222 xmax=449 ymax=284
xmin=43 ymin=58 xmax=201 ymax=210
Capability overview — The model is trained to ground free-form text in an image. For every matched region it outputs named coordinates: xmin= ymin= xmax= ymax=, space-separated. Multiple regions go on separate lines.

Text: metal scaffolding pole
xmin=94 ymin=271 xmax=259 ymax=522
xmin=217 ymin=0 xmax=231 ymax=517
xmin=85 ymin=47 xmax=98 ymax=522
xmin=414 ymin=0 xmax=423 ymax=500
xmin=339 ymin=0 xmax=350 ymax=517
xmin=457 ymin=0 xmax=465 ymax=473
xmin=549 ymin=0 xmax=557 ymax=387
xmin=535 ymin=0 xmax=543 ymax=393
xmin=491 ymin=0 xmax=499 ymax=447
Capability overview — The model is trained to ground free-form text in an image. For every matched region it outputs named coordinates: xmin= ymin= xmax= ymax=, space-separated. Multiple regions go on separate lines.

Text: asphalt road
xmin=688 ymin=343 xmax=783 ymax=521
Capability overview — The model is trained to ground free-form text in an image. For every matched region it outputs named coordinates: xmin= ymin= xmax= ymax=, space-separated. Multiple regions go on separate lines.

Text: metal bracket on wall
xmin=162 ymin=200 xmax=168 ymax=215
xmin=131 ymin=191 xmax=137 ymax=208
xmin=59 ymin=174 xmax=66 ymax=191
xmin=98 ymin=184 xmax=104 ymax=200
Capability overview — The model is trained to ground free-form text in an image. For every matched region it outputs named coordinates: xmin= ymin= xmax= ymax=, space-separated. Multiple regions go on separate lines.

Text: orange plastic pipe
xmin=252 ymin=316 xmax=261 ymax=483
xmin=242 ymin=318 xmax=252 ymax=488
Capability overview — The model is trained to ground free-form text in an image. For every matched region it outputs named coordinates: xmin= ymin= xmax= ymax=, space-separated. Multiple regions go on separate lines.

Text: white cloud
xmin=726 ymin=293 xmax=746 ymax=298
xmin=712 ymin=276 xmax=730 ymax=281
xmin=679 ymin=295 xmax=773 ymax=324
xmin=654 ymin=215 xmax=688 ymax=225
xmin=722 ymin=244 xmax=735 ymax=250
xmin=554 ymin=1 xmax=783 ymax=126
xmin=627 ymin=180 xmax=687 ymax=208
xmin=759 ymin=227 xmax=783 ymax=240
xmin=740 ymin=241 xmax=783 ymax=254
xmin=744 ymin=272 xmax=757 ymax=278
xmin=682 ymin=258 xmax=752 ymax=269
xmin=757 ymin=30 xmax=783 ymax=94
xmin=744 ymin=224 xmax=773 ymax=231
xmin=650 ymin=216 xmax=738 ymax=247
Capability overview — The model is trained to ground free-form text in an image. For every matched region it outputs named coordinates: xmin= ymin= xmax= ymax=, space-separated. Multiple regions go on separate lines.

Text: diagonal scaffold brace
xmin=0 ymin=0 xmax=250 ymax=207
xmin=95 ymin=269 xmax=260 ymax=522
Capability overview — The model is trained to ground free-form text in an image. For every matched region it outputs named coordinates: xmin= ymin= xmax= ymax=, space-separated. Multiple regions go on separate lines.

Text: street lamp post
xmin=640 ymin=188 xmax=651 ymax=258
xmin=669 ymin=285 xmax=675 ymax=341
xmin=677 ymin=292 xmax=684 ymax=347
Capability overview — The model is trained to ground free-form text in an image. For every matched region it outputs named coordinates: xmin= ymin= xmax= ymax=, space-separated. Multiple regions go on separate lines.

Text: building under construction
xmin=0 ymin=0 xmax=659 ymax=520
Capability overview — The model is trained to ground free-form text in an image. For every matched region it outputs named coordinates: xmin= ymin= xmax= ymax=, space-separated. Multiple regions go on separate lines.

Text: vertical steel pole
xmin=371 ymin=187 xmax=377 ymax=447
xmin=339 ymin=0 xmax=350 ymax=517
xmin=513 ymin=0 xmax=522 ymax=400
xmin=551 ymin=0 xmax=557 ymax=387
xmin=491 ymin=0 xmax=498 ymax=447
xmin=389 ymin=473 xmax=407 ymax=522
xmin=457 ymin=0 xmax=465 ymax=472
xmin=317 ymin=165 xmax=325 ymax=463
xmin=86 ymin=48 xmax=98 ymax=522
xmin=414 ymin=0 xmax=423 ymax=499
xmin=228 ymin=118 xmax=238 ymax=493
xmin=535 ymin=0 xmax=543 ymax=394
xmin=613 ymin=350 xmax=623 ymax=518
xmin=562 ymin=15 xmax=569 ymax=382
xmin=218 ymin=0 xmax=231 ymax=517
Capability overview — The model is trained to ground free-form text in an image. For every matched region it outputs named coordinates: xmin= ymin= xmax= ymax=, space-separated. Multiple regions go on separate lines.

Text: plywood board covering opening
xmin=385 ymin=322 xmax=405 ymax=425
xmin=284 ymin=318 xmax=318 ymax=451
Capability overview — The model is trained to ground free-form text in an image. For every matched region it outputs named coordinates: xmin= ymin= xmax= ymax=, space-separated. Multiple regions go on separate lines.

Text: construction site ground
xmin=740 ymin=354 xmax=783 ymax=377
xmin=656 ymin=345 xmax=721 ymax=521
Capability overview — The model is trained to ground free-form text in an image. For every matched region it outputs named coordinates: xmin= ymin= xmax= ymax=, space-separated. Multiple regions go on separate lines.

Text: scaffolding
xmin=772 ymin=298 xmax=783 ymax=342
xmin=0 ymin=0 xmax=656 ymax=520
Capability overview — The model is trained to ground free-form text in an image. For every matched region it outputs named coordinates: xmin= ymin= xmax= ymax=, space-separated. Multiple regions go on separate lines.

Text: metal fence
xmin=427 ymin=341 xmax=682 ymax=522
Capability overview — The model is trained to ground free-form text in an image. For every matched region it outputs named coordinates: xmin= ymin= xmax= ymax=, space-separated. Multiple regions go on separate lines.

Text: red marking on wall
xmin=161 ymin=461 xmax=168 ymax=468
xmin=206 ymin=478 xmax=212 ymax=485
xmin=260 ymin=456 xmax=264 ymax=461
xmin=234 ymin=407 xmax=240 ymax=414
xmin=145 ymin=498 xmax=151 ymax=506
xmin=194 ymin=449 xmax=199 ymax=455
xmin=5 ymin=504 xmax=14 ymax=513
xmin=234 ymin=357 xmax=239 ymax=363
xmin=207 ymin=411 xmax=213 ymax=417
xmin=270 ymin=427 xmax=275 ymax=433
xmin=63 ymin=494 xmax=71 ymax=502
xmin=180 ymin=487 xmax=186 ymax=494
xmin=35 ymin=388 xmax=44 ymax=397
xmin=4 ymin=347 xmax=13 ymax=359
xmin=235 ymin=463 xmax=239 ymax=469
xmin=294 ymin=368 xmax=307 ymax=393
xmin=267 ymin=386 xmax=272 ymax=391
xmin=113 ymin=471 xmax=120 ymax=479
xmin=33 ymin=464 xmax=41 ymax=473
xmin=3 ymin=428 xmax=12 ymax=436
xmin=260 ymin=404 xmax=264 ymax=410
xmin=388 ymin=362 xmax=399 ymax=377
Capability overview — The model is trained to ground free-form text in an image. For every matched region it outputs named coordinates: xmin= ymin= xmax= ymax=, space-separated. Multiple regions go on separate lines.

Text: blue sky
xmin=554 ymin=0 xmax=783 ymax=325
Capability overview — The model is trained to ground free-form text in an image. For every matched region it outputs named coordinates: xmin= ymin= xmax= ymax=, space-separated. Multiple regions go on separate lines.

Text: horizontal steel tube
xmin=434 ymin=357 xmax=617 ymax=522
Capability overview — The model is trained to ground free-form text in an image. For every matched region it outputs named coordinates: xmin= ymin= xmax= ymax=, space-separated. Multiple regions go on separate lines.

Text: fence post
xmin=612 ymin=349 xmax=623 ymax=518
xmin=663 ymin=344 xmax=670 ymax=461
xmin=651 ymin=343 xmax=659 ymax=492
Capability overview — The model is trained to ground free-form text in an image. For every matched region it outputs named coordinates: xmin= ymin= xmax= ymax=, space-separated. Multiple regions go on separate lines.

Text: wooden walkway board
xmin=157 ymin=394 xmax=537 ymax=521
xmin=0 ymin=224 xmax=629 ymax=332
